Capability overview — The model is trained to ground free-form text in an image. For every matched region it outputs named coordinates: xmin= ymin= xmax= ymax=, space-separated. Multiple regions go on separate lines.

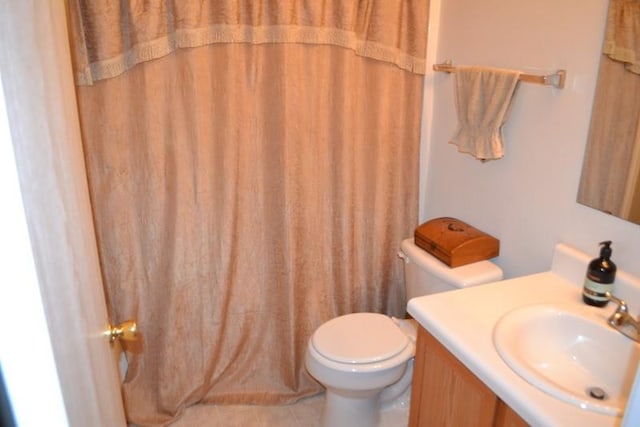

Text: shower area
xmin=64 ymin=2 xmax=428 ymax=425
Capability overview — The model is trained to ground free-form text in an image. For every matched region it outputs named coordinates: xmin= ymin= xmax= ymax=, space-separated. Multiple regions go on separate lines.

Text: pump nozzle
xmin=599 ymin=241 xmax=612 ymax=259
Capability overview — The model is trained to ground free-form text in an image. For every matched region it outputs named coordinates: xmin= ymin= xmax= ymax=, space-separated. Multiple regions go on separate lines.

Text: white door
xmin=0 ymin=2 xmax=127 ymax=426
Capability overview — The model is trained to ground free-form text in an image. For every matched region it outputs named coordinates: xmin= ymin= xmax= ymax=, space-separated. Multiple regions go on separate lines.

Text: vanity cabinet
xmin=409 ymin=326 xmax=528 ymax=427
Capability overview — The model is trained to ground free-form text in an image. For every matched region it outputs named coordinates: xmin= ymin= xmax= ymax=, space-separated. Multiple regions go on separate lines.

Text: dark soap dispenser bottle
xmin=582 ymin=241 xmax=617 ymax=307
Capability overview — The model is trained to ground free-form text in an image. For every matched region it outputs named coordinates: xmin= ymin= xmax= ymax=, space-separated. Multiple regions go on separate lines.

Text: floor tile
xmin=380 ymin=407 xmax=409 ymax=427
xmin=252 ymin=405 xmax=299 ymax=427
xmin=290 ymin=394 xmax=324 ymax=427
xmin=215 ymin=405 xmax=261 ymax=427
xmin=164 ymin=391 xmax=409 ymax=427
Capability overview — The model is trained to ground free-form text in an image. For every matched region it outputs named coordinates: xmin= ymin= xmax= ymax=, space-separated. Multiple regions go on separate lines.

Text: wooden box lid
xmin=414 ymin=217 xmax=500 ymax=268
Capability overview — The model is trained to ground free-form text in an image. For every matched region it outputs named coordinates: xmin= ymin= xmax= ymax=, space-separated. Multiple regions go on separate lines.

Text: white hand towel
xmin=449 ymin=66 xmax=521 ymax=160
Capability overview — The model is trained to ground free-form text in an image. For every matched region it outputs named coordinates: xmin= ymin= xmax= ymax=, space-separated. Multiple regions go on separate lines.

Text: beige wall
xmin=420 ymin=0 xmax=640 ymax=279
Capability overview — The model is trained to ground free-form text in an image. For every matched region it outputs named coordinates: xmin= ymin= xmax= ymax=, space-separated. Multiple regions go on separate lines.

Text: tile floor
xmin=167 ymin=393 xmax=410 ymax=427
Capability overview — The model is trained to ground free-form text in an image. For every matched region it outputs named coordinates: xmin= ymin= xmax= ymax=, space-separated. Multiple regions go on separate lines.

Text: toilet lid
xmin=311 ymin=313 xmax=410 ymax=364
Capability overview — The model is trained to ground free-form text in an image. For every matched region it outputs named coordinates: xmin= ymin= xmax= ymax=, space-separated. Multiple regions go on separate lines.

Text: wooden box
xmin=414 ymin=217 xmax=499 ymax=268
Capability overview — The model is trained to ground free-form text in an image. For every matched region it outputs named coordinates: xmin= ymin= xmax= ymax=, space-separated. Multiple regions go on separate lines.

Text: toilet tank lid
xmin=401 ymin=238 xmax=503 ymax=288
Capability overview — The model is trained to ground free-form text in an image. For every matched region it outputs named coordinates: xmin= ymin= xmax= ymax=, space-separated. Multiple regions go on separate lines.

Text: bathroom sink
xmin=493 ymin=303 xmax=640 ymax=415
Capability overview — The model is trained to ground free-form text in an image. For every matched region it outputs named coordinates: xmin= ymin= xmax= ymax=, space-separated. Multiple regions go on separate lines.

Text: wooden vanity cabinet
xmin=409 ymin=326 xmax=528 ymax=427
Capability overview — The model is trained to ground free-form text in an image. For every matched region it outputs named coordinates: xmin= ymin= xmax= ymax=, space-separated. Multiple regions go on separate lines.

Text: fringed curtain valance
xmin=67 ymin=0 xmax=428 ymax=85
xmin=604 ymin=0 xmax=640 ymax=74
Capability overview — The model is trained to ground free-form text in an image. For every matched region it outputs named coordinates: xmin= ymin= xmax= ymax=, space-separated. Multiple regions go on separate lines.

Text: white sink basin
xmin=493 ymin=303 xmax=640 ymax=415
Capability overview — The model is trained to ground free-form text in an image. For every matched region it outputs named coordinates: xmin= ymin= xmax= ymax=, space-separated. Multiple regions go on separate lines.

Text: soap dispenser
xmin=582 ymin=241 xmax=617 ymax=307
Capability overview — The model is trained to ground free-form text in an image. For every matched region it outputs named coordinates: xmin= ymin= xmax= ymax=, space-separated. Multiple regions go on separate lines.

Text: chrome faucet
xmin=605 ymin=292 xmax=640 ymax=343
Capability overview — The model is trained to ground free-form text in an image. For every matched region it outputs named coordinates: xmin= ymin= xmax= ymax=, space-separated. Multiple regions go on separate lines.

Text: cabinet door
xmin=409 ymin=327 xmax=498 ymax=427
xmin=494 ymin=400 xmax=529 ymax=427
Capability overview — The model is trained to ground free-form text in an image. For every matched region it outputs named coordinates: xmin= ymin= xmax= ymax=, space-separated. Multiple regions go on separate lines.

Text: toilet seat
xmin=311 ymin=313 xmax=410 ymax=364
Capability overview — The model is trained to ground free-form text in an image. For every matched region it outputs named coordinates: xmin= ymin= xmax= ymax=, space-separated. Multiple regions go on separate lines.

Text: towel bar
xmin=433 ymin=60 xmax=566 ymax=89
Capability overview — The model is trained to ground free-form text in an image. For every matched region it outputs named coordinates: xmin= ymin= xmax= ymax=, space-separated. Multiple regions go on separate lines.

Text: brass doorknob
xmin=107 ymin=320 xmax=138 ymax=343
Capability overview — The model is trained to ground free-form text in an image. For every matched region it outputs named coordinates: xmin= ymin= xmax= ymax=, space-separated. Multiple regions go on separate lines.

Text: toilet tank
xmin=399 ymin=238 xmax=503 ymax=300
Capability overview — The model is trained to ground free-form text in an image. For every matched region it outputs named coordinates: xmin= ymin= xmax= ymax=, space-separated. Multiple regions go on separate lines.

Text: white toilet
xmin=305 ymin=238 xmax=503 ymax=427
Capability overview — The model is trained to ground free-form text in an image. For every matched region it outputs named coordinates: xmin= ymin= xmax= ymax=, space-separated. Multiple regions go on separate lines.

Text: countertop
xmin=407 ymin=270 xmax=624 ymax=427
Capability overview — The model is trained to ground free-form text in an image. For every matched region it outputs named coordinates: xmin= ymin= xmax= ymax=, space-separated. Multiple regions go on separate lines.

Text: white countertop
xmin=407 ymin=270 xmax=623 ymax=427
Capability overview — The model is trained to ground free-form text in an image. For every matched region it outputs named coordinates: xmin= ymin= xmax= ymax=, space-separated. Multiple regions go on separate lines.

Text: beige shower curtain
xmin=69 ymin=2 xmax=428 ymax=426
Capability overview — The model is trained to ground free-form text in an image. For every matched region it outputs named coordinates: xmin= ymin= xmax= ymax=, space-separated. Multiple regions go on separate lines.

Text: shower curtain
xmin=578 ymin=55 xmax=640 ymax=218
xmin=578 ymin=0 xmax=640 ymax=219
xmin=67 ymin=2 xmax=428 ymax=425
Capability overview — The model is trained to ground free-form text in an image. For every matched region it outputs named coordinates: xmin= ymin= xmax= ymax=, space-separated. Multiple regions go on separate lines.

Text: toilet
xmin=305 ymin=237 xmax=503 ymax=427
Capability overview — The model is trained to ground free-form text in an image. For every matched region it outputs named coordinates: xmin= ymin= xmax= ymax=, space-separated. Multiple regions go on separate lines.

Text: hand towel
xmin=449 ymin=66 xmax=521 ymax=160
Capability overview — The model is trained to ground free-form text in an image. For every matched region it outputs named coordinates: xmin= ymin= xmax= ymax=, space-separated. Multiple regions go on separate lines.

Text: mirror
xmin=577 ymin=1 xmax=640 ymax=225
